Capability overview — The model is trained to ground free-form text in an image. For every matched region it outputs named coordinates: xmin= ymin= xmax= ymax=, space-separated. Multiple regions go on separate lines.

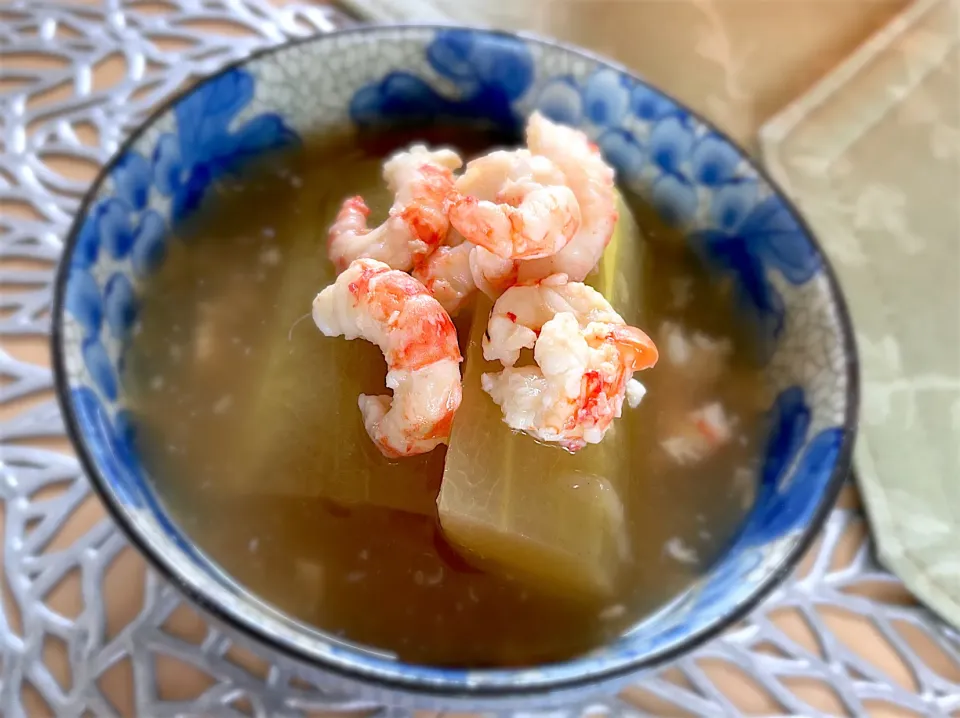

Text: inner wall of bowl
xmin=59 ymin=26 xmax=851 ymax=688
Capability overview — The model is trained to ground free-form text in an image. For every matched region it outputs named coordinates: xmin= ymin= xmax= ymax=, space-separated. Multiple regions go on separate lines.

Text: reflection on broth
xmin=125 ymin=129 xmax=767 ymax=667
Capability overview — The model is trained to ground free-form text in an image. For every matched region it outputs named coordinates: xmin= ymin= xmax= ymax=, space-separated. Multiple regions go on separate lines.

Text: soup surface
xmin=125 ymin=128 xmax=768 ymax=667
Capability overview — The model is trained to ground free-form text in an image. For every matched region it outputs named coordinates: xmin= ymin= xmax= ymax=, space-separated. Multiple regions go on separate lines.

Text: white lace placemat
xmin=2 ymin=2 xmax=960 ymax=716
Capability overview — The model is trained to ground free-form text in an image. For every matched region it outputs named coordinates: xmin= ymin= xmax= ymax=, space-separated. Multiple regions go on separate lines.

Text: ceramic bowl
xmin=52 ymin=25 xmax=858 ymax=710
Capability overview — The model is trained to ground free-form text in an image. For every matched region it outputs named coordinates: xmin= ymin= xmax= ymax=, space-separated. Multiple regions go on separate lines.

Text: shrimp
xmin=456 ymin=149 xmax=567 ymax=200
xmin=469 ymin=245 xmax=517 ymax=298
xmin=660 ymin=402 xmax=735 ymax=465
xmin=412 ymin=244 xmax=518 ymax=315
xmin=482 ymin=273 xmax=625 ymax=366
xmin=481 ymin=274 xmax=658 ymax=452
xmin=411 ymin=240 xmax=475 ymax=316
xmin=327 ymin=145 xmax=462 ymax=273
xmin=518 ymin=113 xmax=618 ymax=283
xmin=447 ymin=149 xmax=581 ymax=261
xmin=312 ymin=258 xmax=462 ymax=457
xmin=412 ymin=234 xmax=518 ymax=315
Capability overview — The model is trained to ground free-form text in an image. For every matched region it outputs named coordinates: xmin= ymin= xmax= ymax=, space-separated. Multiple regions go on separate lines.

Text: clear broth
xmin=125 ymin=129 xmax=768 ymax=667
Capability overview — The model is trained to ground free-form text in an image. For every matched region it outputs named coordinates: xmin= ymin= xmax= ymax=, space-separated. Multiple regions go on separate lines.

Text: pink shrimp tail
xmin=608 ymin=325 xmax=659 ymax=371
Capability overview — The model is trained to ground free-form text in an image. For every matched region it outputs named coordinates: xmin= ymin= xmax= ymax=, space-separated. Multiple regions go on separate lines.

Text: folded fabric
xmin=761 ymin=0 xmax=960 ymax=629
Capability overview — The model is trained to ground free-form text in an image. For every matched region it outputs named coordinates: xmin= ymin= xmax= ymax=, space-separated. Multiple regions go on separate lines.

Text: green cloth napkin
xmin=761 ymin=0 xmax=960 ymax=627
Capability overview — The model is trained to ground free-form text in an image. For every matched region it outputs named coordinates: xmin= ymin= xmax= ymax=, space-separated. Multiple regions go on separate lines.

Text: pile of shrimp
xmin=313 ymin=113 xmax=658 ymax=456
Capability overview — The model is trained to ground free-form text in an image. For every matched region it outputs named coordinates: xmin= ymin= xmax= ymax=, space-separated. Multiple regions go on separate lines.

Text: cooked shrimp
xmin=312 ymin=258 xmax=462 ymax=457
xmin=448 ymin=184 xmax=580 ymax=260
xmin=469 ymin=245 xmax=518 ymax=299
xmin=456 ymin=149 xmax=567 ymax=201
xmin=327 ymin=145 xmax=462 ymax=273
xmin=518 ymin=113 xmax=618 ymax=282
xmin=412 ymin=240 xmax=475 ymax=316
xmin=447 ymin=149 xmax=581 ymax=260
xmin=412 ymin=234 xmax=517 ymax=314
xmin=660 ymin=402 xmax=735 ymax=465
xmin=482 ymin=273 xmax=625 ymax=366
xmin=483 ymin=313 xmax=658 ymax=452
xmin=481 ymin=275 xmax=658 ymax=452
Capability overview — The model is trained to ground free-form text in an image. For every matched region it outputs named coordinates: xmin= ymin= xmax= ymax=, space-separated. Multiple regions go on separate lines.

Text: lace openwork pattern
xmin=2 ymin=2 xmax=959 ymax=716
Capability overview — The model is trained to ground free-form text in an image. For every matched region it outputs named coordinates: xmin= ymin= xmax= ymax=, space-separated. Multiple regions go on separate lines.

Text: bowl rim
xmin=50 ymin=22 xmax=860 ymax=700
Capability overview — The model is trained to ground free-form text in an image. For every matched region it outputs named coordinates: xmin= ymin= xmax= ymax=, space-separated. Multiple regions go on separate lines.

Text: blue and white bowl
xmin=52 ymin=26 xmax=858 ymax=710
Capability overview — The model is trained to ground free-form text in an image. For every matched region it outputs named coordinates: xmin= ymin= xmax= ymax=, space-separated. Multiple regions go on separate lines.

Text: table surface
xmin=2 ymin=1 xmax=959 ymax=716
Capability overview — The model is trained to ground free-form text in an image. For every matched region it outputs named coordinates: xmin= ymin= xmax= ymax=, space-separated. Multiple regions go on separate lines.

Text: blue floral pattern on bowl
xmin=350 ymin=29 xmax=533 ymax=131
xmin=53 ymin=26 xmax=856 ymax=710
